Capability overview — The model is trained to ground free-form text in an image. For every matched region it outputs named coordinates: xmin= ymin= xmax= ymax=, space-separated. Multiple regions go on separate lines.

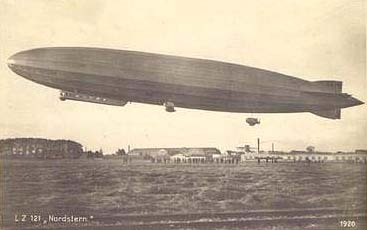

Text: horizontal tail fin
xmin=311 ymin=109 xmax=341 ymax=119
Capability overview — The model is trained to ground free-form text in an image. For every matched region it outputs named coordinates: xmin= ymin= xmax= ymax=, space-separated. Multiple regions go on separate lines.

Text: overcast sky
xmin=0 ymin=0 xmax=365 ymax=153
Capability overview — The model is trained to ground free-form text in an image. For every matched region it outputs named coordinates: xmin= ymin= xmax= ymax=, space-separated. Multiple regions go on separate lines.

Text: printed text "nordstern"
xmin=49 ymin=215 xmax=88 ymax=223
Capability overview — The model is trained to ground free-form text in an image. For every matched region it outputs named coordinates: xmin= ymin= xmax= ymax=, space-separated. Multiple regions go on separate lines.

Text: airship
xmin=7 ymin=47 xmax=363 ymax=119
xmin=246 ymin=118 xmax=260 ymax=126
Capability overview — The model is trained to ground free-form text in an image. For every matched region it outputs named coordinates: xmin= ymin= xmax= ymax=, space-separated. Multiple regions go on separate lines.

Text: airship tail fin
xmin=309 ymin=81 xmax=342 ymax=94
xmin=311 ymin=109 xmax=341 ymax=119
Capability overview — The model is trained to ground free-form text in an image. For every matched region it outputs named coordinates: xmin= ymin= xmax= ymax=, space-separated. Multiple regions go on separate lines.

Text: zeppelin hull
xmin=7 ymin=47 xmax=364 ymax=118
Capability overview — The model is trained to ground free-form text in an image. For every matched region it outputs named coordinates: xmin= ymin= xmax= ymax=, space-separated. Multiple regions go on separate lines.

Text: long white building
xmin=240 ymin=150 xmax=367 ymax=163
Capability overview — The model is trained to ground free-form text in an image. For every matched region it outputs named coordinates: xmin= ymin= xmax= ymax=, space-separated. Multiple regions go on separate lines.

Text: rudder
xmin=309 ymin=81 xmax=342 ymax=94
xmin=311 ymin=109 xmax=341 ymax=119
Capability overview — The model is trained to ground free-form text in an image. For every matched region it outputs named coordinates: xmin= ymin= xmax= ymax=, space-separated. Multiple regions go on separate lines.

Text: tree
xmin=115 ymin=148 xmax=126 ymax=156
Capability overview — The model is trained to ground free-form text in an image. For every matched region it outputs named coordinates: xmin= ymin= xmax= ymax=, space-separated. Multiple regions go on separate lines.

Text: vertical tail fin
xmin=302 ymin=80 xmax=343 ymax=94
xmin=311 ymin=109 xmax=341 ymax=119
xmin=309 ymin=81 xmax=342 ymax=94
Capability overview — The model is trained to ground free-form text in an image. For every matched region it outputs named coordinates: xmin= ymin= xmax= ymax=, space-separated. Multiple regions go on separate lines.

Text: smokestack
xmin=272 ymin=143 xmax=274 ymax=153
xmin=257 ymin=138 xmax=260 ymax=154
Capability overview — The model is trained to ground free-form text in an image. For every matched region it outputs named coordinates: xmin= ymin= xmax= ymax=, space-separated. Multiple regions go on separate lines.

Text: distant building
xmin=240 ymin=150 xmax=367 ymax=163
xmin=240 ymin=152 xmax=259 ymax=162
xmin=355 ymin=149 xmax=367 ymax=155
xmin=128 ymin=147 xmax=221 ymax=163
xmin=0 ymin=138 xmax=83 ymax=159
xmin=210 ymin=150 xmax=241 ymax=163
xmin=170 ymin=153 xmax=186 ymax=162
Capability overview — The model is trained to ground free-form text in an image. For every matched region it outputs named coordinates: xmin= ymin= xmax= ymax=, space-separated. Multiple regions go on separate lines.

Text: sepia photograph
xmin=0 ymin=1 xmax=366 ymax=229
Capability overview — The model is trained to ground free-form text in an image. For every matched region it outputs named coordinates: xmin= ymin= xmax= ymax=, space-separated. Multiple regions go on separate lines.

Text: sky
xmin=0 ymin=0 xmax=366 ymax=153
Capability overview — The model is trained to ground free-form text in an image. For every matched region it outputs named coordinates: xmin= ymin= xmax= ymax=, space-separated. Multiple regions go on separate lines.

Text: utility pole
xmin=272 ymin=143 xmax=274 ymax=153
xmin=257 ymin=138 xmax=260 ymax=154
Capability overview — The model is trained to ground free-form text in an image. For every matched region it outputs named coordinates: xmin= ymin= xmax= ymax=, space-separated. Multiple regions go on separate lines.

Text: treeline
xmin=0 ymin=138 xmax=83 ymax=159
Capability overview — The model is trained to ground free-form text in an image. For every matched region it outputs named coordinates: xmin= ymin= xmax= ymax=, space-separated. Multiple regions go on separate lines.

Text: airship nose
xmin=7 ymin=54 xmax=18 ymax=69
xmin=6 ymin=50 xmax=40 ymax=81
xmin=6 ymin=48 xmax=69 ymax=89
xmin=7 ymin=50 xmax=28 ymax=71
xmin=6 ymin=49 xmax=45 ymax=76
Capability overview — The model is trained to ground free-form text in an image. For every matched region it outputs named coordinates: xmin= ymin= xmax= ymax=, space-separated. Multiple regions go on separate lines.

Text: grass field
xmin=1 ymin=159 xmax=366 ymax=229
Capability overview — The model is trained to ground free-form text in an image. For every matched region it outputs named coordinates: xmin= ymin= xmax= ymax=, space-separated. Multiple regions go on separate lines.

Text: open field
xmin=1 ymin=159 xmax=366 ymax=229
